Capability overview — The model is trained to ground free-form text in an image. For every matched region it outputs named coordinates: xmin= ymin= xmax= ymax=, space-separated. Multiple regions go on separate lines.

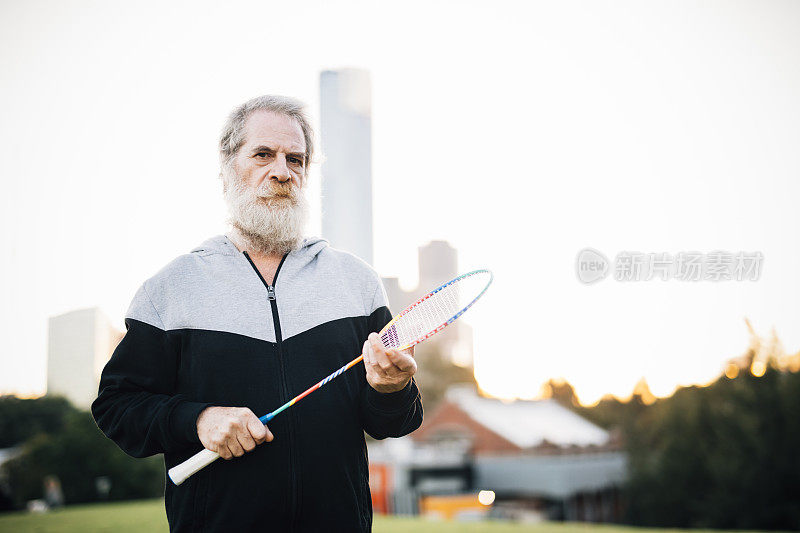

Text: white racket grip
xmin=168 ymin=448 xmax=219 ymax=486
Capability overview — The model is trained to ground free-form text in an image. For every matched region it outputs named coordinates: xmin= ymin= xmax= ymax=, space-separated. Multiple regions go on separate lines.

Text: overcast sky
xmin=1 ymin=0 xmax=799 ymax=404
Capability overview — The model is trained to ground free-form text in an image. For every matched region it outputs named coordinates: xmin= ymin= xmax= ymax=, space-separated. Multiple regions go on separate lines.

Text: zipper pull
xmin=267 ymin=285 xmax=276 ymax=301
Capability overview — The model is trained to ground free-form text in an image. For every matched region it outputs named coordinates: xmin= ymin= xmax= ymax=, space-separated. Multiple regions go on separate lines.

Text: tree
xmin=540 ymin=378 xmax=579 ymax=408
xmin=413 ymin=343 xmax=477 ymax=412
xmin=0 ymin=395 xmax=77 ymax=448
xmin=622 ymin=328 xmax=800 ymax=529
xmin=1 ymin=405 xmax=165 ymax=509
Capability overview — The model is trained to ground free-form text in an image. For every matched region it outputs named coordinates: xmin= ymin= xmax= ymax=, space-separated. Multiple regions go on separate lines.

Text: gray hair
xmin=219 ymin=95 xmax=314 ymax=174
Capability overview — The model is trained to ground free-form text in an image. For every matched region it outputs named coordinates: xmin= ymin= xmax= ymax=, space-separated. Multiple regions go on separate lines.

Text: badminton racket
xmin=169 ymin=268 xmax=493 ymax=485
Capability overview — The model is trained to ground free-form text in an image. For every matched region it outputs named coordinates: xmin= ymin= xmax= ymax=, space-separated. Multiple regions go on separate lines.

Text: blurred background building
xmin=46 ymin=308 xmax=122 ymax=410
xmin=383 ymin=240 xmax=458 ymax=312
xmin=319 ymin=68 xmax=374 ymax=266
xmin=368 ymin=386 xmax=626 ymax=522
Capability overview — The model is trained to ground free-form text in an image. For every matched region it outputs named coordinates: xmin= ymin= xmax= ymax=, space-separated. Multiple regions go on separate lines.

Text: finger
xmin=218 ymin=445 xmax=233 ymax=460
xmin=238 ymin=430 xmax=257 ymax=453
xmin=362 ymin=339 xmax=372 ymax=365
xmin=227 ymin=438 xmax=245 ymax=458
xmin=368 ymin=332 xmax=385 ymax=350
xmin=386 ymin=349 xmax=417 ymax=373
xmin=370 ymin=343 xmax=393 ymax=372
xmin=246 ymin=416 xmax=268 ymax=444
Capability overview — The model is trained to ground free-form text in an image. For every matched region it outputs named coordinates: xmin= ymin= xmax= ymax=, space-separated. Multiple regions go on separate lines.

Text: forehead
xmin=242 ymin=110 xmax=306 ymax=153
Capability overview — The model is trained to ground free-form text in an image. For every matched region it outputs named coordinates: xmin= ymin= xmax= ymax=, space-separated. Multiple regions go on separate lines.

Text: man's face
xmin=231 ymin=109 xmax=307 ymax=193
xmin=222 ymin=110 xmax=310 ymax=254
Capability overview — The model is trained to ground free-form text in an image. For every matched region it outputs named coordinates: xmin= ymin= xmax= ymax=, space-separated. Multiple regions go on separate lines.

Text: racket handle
xmin=168 ymin=448 xmax=219 ymax=486
xmin=170 ymin=413 xmax=276 ymax=485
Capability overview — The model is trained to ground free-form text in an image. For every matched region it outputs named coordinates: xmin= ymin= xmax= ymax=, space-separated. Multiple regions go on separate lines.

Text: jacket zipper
xmin=242 ymin=251 xmax=298 ymax=531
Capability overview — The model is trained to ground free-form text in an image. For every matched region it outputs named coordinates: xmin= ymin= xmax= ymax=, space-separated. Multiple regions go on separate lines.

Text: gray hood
xmin=130 ymin=233 xmax=387 ymax=343
xmin=191 ymin=234 xmax=330 ymax=263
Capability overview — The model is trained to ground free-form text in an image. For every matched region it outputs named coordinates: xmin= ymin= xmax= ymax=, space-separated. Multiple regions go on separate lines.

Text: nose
xmin=269 ymin=154 xmax=291 ymax=183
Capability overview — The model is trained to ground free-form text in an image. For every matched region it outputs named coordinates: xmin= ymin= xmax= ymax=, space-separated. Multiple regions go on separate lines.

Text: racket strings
xmin=380 ymin=279 xmax=465 ymax=349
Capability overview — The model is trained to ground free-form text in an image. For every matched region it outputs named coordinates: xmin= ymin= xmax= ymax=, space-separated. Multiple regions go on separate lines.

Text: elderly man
xmin=92 ymin=95 xmax=423 ymax=532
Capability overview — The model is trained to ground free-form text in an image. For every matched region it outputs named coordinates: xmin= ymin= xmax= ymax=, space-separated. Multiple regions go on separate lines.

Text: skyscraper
xmin=319 ymin=68 xmax=373 ymax=265
xmin=418 ymin=240 xmax=458 ymax=291
xmin=47 ymin=308 xmax=122 ymax=409
xmin=381 ymin=240 xmax=474 ymax=368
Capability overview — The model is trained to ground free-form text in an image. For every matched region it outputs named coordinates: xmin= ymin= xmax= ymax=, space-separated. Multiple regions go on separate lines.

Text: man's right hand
xmin=196 ymin=406 xmax=273 ymax=460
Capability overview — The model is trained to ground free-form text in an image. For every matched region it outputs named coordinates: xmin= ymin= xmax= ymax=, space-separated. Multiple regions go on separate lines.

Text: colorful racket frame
xmin=380 ymin=268 xmax=493 ymax=350
xmin=169 ymin=268 xmax=493 ymax=485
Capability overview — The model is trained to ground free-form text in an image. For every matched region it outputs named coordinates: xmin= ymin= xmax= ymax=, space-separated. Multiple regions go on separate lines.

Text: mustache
xmin=255 ymin=181 xmax=297 ymax=199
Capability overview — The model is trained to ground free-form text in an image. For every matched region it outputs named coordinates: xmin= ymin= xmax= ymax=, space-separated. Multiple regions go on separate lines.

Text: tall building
xmin=418 ymin=240 xmax=458 ymax=292
xmin=319 ymin=68 xmax=373 ymax=265
xmin=47 ymin=308 xmax=122 ymax=410
xmin=383 ymin=240 xmax=459 ymax=313
xmin=381 ymin=276 xmax=410 ymax=316
xmin=382 ymin=240 xmax=473 ymax=367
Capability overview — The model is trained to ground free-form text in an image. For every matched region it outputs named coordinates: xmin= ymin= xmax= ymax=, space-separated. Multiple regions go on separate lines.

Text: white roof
xmin=445 ymin=387 xmax=609 ymax=449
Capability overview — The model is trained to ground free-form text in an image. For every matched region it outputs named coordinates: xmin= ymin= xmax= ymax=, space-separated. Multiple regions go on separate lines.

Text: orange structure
xmin=419 ymin=493 xmax=491 ymax=520
xmin=368 ymin=463 xmax=392 ymax=514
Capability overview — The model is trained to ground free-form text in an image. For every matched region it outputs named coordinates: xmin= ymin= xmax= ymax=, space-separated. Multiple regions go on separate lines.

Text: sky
xmin=1 ymin=0 xmax=799 ymax=404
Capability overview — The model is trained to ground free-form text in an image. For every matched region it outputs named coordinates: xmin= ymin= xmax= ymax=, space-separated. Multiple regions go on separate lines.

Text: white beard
xmin=222 ymin=170 xmax=310 ymax=256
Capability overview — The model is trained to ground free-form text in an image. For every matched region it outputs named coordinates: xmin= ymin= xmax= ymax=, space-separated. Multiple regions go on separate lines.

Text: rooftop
xmin=441 ymin=387 xmax=610 ymax=449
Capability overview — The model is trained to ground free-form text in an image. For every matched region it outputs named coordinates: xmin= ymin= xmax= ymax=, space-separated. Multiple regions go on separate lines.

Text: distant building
xmin=369 ymin=387 xmax=627 ymax=522
xmin=320 ymin=68 xmax=374 ymax=265
xmin=413 ymin=387 xmax=611 ymax=453
xmin=382 ymin=240 xmax=472 ymax=367
xmin=418 ymin=240 xmax=457 ymax=296
xmin=383 ymin=240 xmax=459 ymax=313
xmin=47 ymin=308 xmax=122 ymax=410
xmin=381 ymin=277 xmax=407 ymax=316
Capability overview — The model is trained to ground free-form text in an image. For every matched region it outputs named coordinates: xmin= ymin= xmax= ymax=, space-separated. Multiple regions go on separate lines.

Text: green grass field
xmin=0 ymin=499 xmax=768 ymax=533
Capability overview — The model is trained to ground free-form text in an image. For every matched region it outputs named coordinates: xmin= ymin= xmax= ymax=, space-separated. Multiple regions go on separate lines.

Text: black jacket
xmin=91 ymin=235 xmax=423 ymax=532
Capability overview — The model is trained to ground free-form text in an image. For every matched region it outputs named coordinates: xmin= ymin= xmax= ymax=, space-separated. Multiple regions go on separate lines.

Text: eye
xmin=288 ymin=157 xmax=303 ymax=166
